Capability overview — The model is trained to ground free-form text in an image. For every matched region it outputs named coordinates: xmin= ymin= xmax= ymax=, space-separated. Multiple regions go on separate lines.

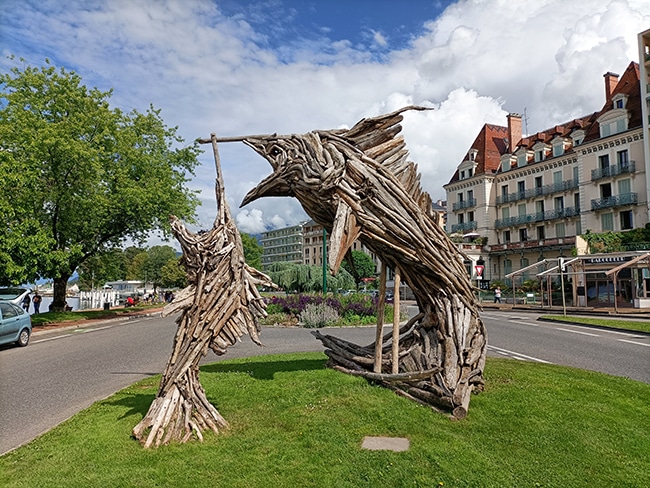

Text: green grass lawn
xmin=2 ymin=353 xmax=648 ymax=487
xmin=30 ymin=304 xmax=163 ymax=327
xmin=541 ymin=314 xmax=650 ymax=334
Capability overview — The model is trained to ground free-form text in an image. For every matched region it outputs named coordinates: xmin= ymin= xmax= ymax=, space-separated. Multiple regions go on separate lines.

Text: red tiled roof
xmin=447 ymin=61 xmax=641 ymax=183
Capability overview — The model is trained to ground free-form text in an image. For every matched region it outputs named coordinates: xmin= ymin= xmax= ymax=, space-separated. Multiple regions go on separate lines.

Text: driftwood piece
xmin=132 ymin=134 xmax=275 ymax=448
xmin=238 ymin=106 xmax=487 ymax=419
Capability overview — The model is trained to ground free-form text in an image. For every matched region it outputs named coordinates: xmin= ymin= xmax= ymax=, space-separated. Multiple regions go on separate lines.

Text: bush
xmin=299 ymin=303 xmax=340 ymax=328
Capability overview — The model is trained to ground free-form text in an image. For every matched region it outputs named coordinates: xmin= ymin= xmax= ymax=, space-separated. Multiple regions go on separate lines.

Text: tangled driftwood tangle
xmin=239 ymin=106 xmax=487 ymax=418
xmin=132 ymin=135 xmax=275 ymax=448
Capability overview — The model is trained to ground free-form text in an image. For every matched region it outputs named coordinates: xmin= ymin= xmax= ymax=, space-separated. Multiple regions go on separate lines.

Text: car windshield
xmin=0 ymin=288 xmax=29 ymax=300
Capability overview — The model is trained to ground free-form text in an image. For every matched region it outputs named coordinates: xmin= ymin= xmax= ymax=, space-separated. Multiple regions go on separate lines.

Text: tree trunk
xmin=51 ymin=275 xmax=70 ymax=312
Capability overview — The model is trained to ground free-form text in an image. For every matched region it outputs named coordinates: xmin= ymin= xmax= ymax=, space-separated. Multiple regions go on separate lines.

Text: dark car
xmin=0 ymin=301 xmax=32 ymax=347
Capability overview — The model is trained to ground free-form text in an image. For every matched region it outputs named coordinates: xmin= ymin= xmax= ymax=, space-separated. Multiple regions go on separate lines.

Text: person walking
xmin=22 ymin=293 xmax=31 ymax=312
xmin=494 ymin=287 xmax=502 ymax=304
xmin=32 ymin=292 xmax=42 ymax=313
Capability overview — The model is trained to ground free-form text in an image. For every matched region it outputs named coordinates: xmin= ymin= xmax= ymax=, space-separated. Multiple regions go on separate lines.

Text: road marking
xmin=509 ymin=320 xmax=540 ymax=327
xmin=487 ymin=345 xmax=552 ymax=363
xmin=555 ymin=327 xmax=600 ymax=337
xmin=33 ymin=334 xmax=73 ymax=343
xmin=618 ymin=339 xmax=650 ymax=348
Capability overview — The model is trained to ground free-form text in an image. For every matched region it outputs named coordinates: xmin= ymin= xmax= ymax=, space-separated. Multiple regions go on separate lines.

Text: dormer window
xmin=597 ymin=104 xmax=629 ymax=138
xmin=532 ymin=141 xmax=550 ymax=162
xmin=612 ymin=93 xmax=627 ymax=110
xmin=469 ymin=149 xmax=478 ymax=162
xmin=571 ymin=129 xmax=585 ymax=147
xmin=551 ymin=136 xmax=565 ymax=157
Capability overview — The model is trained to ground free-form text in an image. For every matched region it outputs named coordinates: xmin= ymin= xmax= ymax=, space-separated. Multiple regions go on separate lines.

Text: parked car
xmin=0 ymin=301 xmax=32 ymax=347
xmin=0 ymin=287 xmax=31 ymax=306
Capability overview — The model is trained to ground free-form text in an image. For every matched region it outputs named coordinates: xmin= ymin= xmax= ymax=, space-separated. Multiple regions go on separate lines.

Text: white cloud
xmin=2 ymin=0 xmax=649 ymax=232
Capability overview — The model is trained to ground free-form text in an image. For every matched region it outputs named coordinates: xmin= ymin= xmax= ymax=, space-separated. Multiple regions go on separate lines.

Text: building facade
xmin=260 ymin=223 xmax=305 ymax=270
xmin=445 ymin=59 xmax=649 ymax=289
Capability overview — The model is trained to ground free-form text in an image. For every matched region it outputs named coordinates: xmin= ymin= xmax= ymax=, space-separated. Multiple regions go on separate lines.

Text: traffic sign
xmin=475 ymin=265 xmax=484 ymax=278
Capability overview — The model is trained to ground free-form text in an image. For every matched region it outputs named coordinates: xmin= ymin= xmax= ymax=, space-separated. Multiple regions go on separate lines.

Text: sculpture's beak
xmin=240 ymin=172 xmax=293 ymax=207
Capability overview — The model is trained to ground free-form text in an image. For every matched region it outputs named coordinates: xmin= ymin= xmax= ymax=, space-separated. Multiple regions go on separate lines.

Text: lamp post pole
xmin=322 ymin=228 xmax=327 ymax=293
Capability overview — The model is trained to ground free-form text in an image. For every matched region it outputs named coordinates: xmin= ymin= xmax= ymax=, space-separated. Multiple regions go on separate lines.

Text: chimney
xmin=507 ymin=113 xmax=522 ymax=152
xmin=603 ymin=72 xmax=619 ymax=101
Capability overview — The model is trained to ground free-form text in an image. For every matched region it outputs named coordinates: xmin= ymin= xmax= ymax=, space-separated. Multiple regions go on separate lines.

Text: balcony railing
xmin=496 ymin=179 xmax=579 ymax=204
xmin=494 ymin=206 xmax=580 ymax=228
xmin=489 ymin=236 xmax=576 ymax=252
xmin=451 ymin=221 xmax=478 ymax=233
xmin=591 ymin=192 xmax=638 ymax=210
xmin=591 ymin=161 xmax=636 ymax=180
xmin=452 ymin=198 xmax=477 ymax=211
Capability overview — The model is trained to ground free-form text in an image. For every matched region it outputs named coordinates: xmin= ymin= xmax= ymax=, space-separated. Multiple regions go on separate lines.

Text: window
xmin=517 ymin=181 xmax=525 ymax=198
xmin=467 ymin=211 xmax=474 ymax=222
xmin=518 ymin=204 xmax=526 ymax=217
xmin=535 ymin=176 xmax=542 ymax=189
xmin=535 ymin=150 xmax=544 ymax=162
xmin=600 ymin=183 xmax=612 ymax=199
xmin=517 ymin=153 xmax=527 ymax=167
xmin=501 ymin=185 xmax=508 ymax=198
xmin=574 ymin=193 xmax=580 ymax=210
xmin=615 ymin=99 xmax=624 ymax=109
xmin=457 ymin=192 xmax=463 ymax=203
xmin=554 ymin=196 xmax=564 ymax=211
xmin=553 ymin=171 xmax=562 ymax=185
xmin=502 ymin=207 xmax=510 ymax=220
xmin=573 ymin=166 xmax=579 ymax=183
xmin=601 ymin=213 xmax=614 ymax=231
xmin=460 ymin=170 xmax=465 ymax=179
xmin=467 ymin=190 xmax=473 ymax=202
xmin=458 ymin=214 xmax=464 ymax=224
xmin=617 ymin=150 xmax=629 ymax=170
xmin=553 ymin=142 xmax=564 ymax=157
xmin=618 ymin=179 xmax=631 ymax=195
xmin=537 ymin=226 xmax=545 ymax=240
xmin=535 ymin=200 xmax=545 ymax=214
xmin=504 ymin=259 xmax=512 ymax=276
xmin=555 ymin=222 xmax=565 ymax=238
xmin=503 ymin=230 xmax=511 ymax=243
xmin=599 ymin=154 xmax=610 ymax=171
xmin=601 ymin=123 xmax=611 ymax=137
xmin=620 ymin=210 xmax=633 ymax=230
xmin=519 ymin=228 xmax=528 ymax=241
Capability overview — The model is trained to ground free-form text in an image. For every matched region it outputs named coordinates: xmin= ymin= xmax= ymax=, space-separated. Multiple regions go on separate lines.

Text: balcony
xmin=494 ymin=206 xmax=580 ymax=228
xmin=496 ymin=179 xmax=579 ymax=204
xmin=591 ymin=161 xmax=636 ymax=180
xmin=489 ymin=236 xmax=576 ymax=252
xmin=590 ymin=192 xmax=638 ymax=210
xmin=451 ymin=221 xmax=478 ymax=233
xmin=452 ymin=198 xmax=477 ymax=211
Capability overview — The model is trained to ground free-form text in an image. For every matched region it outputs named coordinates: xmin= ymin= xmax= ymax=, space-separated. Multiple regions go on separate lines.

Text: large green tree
xmin=0 ymin=59 xmax=200 ymax=310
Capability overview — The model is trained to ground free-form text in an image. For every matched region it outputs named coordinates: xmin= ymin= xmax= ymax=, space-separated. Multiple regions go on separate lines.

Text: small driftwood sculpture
xmin=237 ymin=106 xmax=487 ymax=418
xmin=132 ymin=135 xmax=275 ymax=448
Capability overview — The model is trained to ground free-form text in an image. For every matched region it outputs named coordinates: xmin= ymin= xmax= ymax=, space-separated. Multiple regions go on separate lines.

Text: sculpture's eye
xmin=270 ymin=147 xmax=281 ymax=156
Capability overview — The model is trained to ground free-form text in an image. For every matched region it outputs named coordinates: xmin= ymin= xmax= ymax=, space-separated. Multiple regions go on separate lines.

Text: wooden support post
xmin=392 ymin=267 xmax=401 ymax=374
xmin=374 ymin=263 xmax=387 ymax=373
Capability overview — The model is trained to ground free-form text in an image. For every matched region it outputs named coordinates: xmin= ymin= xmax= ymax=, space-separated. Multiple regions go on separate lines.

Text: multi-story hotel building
xmin=444 ymin=59 xmax=648 ymax=288
xmin=259 ymin=223 xmax=305 ymax=270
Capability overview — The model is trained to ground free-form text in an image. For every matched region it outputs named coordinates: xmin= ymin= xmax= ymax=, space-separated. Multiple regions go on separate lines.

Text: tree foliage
xmin=240 ymin=232 xmax=263 ymax=269
xmin=265 ymin=262 xmax=354 ymax=293
xmin=341 ymin=250 xmax=376 ymax=286
xmin=0 ymin=59 xmax=200 ymax=308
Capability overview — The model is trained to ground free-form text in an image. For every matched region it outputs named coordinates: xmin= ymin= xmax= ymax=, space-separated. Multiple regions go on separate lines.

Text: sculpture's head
xmin=240 ymin=132 xmax=346 ymax=207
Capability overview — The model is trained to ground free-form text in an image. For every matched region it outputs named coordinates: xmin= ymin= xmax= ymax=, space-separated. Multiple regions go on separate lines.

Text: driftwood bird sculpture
xmin=240 ymin=106 xmax=487 ymax=418
xmin=133 ymin=135 xmax=275 ymax=448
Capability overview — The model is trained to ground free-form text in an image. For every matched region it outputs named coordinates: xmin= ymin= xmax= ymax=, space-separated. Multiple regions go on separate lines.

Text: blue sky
xmin=1 ymin=0 xmax=649 ymax=243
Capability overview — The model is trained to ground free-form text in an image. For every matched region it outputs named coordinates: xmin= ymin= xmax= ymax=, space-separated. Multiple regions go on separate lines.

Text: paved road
xmin=1 ymin=310 xmax=648 ymax=455
xmin=481 ymin=310 xmax=650 ymax=383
